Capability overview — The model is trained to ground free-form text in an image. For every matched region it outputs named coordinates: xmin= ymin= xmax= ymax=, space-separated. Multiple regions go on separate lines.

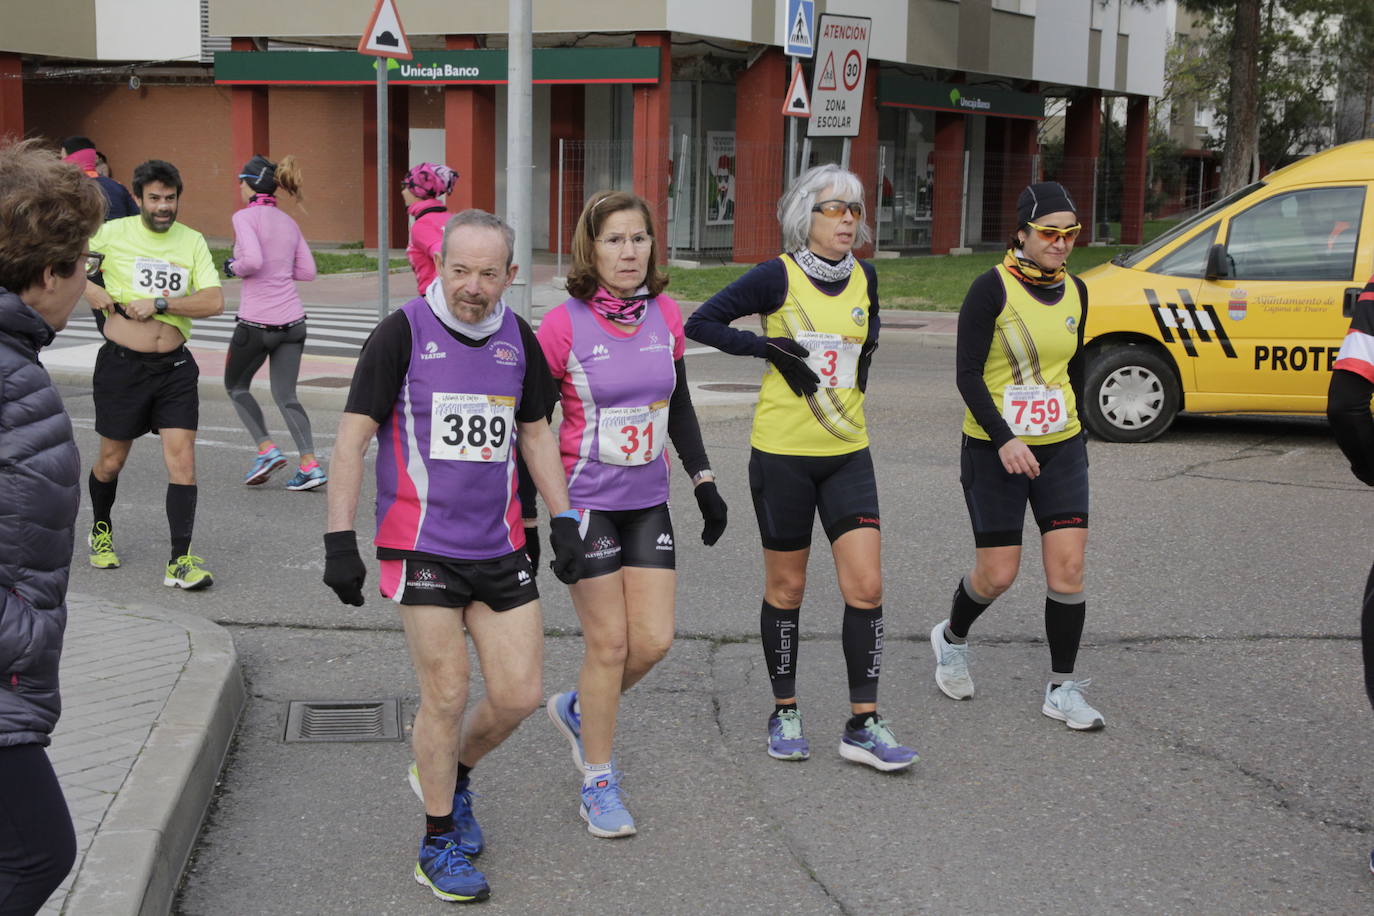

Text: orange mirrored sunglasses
xmin=1026 ymin=221 xmax=1081 ymax=242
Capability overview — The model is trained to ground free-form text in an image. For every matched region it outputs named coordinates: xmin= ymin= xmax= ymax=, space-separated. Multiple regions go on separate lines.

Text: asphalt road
xmin=57 ymin=330 xmax=1374 ymax=914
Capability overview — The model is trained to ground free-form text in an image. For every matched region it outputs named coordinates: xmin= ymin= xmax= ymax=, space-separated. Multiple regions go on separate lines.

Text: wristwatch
xmin=691 ymin=468 xmax=714 ymax=484
xmin=154 ymin=297 xmax=169 ymax=314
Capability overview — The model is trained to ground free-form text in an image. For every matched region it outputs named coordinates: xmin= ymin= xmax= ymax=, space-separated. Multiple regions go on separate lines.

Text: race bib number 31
xmin=132 ymin=257 xmax=190 ymax=298
xmin=794 ymin=331 xmax=861 ymax=389
xmin=1002 ymin=384 xmax=1068 ymax=436
xmin=430 ymin=393 xmax=516 ymax=462
xmin=598 ymin=400 xmax=669 ymax=466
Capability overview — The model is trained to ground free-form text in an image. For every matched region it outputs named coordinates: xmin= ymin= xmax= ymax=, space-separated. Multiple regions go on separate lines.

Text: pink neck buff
xmin=587 ymin=286 xmax=652 ymax=326
xmin=248 ymin=194 xmax=278 ymax=208
xmin=63 ymin=148 xmax=99 ymax=176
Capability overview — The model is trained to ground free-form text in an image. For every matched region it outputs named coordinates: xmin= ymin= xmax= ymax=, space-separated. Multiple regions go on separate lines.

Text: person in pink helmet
xmin=402 ymin=163 xmax=458 ymax=295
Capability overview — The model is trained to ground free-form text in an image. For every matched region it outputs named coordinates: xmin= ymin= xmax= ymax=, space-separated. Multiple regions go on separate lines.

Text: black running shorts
xmin=378 ymin=551 xmax=538 ymax=611
xmin=93 ymin=341 xmax=199 ymax=440
xmin=748 ymin=447 xmax=880 ymax=551
xmin=959 ymin=433 xmax=1089 ymax=548
xmin=578 ymin=503 xmax=676 ymax=579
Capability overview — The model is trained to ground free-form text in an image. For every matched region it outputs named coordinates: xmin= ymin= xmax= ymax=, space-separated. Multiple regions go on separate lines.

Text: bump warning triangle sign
xmin=358 ymin=0 xmax=412 ymax=60
xmin=782 ymin=61 xmax=811 ymax=117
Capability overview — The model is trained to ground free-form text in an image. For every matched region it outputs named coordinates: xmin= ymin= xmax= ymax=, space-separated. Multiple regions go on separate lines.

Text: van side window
xmin=1225 ymin=186 xmax=1364 ymax=281
xmin=1150 ymin=223 xmax=1218 ymax=278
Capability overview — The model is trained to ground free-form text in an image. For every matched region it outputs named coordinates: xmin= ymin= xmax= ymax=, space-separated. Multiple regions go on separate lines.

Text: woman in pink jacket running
xmin=402 ymin=162 xmax=458 ymax=295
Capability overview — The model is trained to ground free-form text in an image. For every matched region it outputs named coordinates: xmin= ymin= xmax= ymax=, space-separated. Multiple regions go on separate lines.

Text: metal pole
xmin=377 ymin=60 xmax=389 ymax=321
xmin=801 ymin=137 xmax=811 ymax=173
xmin=507 ymin=0 xmax=533 ymax=319
xmin=874 ymin=145 xmax=885 ymax=256
xmin=556 ymin=138 xmax=565 ymax=281
xmin=959 ymin=149 xmax=970 ymax=251
xmin=787 ymin=56 xmax=799 ymax=186
xmin=671 ymin=133 xmax=688 ymax=262
xmin=841 ymin=137 xmax=851 ymax=170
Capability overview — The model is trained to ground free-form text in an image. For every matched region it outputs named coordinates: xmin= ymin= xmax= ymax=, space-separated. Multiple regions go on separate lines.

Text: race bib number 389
xmin=1001 ymin=384 xmax=1068 ymax=436
xmin=132 ymin=257 xmax=190 ymax=298
xmin=430 ymin=393 xmax=516 ymax=462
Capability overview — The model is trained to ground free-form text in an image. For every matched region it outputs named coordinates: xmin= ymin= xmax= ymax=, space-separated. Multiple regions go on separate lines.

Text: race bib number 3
xmin=794 ymin=331 xmax=861 ymax=389
xmin=598 ymin=400 xmax=669 ymax=466
xmin=1002 ymin=384 xmax=1068 ymax=436
xmin=132 ymin=257 xmax=190 ymax=298
xmin=430 ymin=393 xmax=516 ymax=462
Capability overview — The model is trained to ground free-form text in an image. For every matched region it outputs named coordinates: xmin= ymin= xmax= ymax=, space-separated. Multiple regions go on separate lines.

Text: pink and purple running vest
xmin=374 ymin=298 xmax=527 ymax=560
xmin=554 ymin=298 xmax=677 ymax=511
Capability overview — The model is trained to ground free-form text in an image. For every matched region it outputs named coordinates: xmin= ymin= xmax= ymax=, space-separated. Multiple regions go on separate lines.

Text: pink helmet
xmin=404 ymin=162 xmax=458 ymax=199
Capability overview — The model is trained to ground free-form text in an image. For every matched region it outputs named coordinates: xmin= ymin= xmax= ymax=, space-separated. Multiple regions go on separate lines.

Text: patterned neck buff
xmin=248 ymin=194 xmax=278 ymax=208
xmin=587 ymin=286 xmax=652 ymax=326
xmin=791 ymin=247 xmax=855 ymax=283
xmin=1003 ymin=248 xmax=1066 ymax=288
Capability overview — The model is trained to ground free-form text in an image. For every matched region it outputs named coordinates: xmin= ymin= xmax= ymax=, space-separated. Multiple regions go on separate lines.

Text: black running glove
xmin=524 ymin=523 xmax=541 ymax=576
xmin=693 ymin=481 xmax=728 ymax=546
xmin=323 ymin=530 xmax=366 ymax=606
xmin=222 ymin=258 xmax=236 ymax=279
xmin=548 ymin=515 xmax=585 ymax=584
xmin=857 ymin=340 xmax=877 ymax=393
xmin=764 ymin=337 xmax=819 ymax=397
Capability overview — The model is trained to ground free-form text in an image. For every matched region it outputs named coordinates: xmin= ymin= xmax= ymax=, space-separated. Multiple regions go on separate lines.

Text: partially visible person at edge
xmin=540 ymin=190 xmax=728 ymax=838
xmin=223 ymin=154 xmax=326 ymax=492
xmin=82 ymin=159 xmax=225 ymax=591
xmin=403 ymin=162 xmax=458 ymax=295
xmin=60 ymin=136 xmax=137 ymax=221
xmin=1324 ymin=267 xmax=1374 ymax=876
xmin=0 ymin=138 xmax=105 ymax=916
xmin=929 ymin=181 xmax=1105 ymax=731
xmin=685 ymin=163 xmax=917 ymax=773
xmin=323 ymin=209 xmax=585 ymax=904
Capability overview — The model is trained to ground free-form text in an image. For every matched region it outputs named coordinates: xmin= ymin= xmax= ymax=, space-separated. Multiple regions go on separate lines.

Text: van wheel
xmin=1083 ymin=346 xmax=1181 ymax=442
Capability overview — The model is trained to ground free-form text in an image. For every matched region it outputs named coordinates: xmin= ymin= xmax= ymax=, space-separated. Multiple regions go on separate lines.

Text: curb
xmin=63 ymin=600 xmax=245 ymax=916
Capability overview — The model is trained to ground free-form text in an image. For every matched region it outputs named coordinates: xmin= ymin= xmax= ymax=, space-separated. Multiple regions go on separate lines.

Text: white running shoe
xmin=930 ymin=620 xmax=974 ymax=700
xmin=1041 ymin=679 xmax=1105 ymax=730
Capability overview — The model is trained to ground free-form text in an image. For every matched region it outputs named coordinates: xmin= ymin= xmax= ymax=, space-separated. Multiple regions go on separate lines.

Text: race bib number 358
xmin=132 ymin=257 xmax=190 ymax=298
xmin=1001 ymin=384 xmax=1068 ymax=436
xmin=430 ymin=393 xmax=516 ymax=462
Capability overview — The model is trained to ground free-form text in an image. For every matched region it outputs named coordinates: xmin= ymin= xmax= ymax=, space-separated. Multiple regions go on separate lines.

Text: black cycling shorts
xmin=748 ymin=447 xmax=880 ymax=552
xmin=960 ymin=433 xmax=1089 ymax=548
xmin=378 ymin=551 xmax=538 ymax=612
xmin=578 ymin=503 xmax=676 ymax=578
xmin=93 ymin=341 xmax=199 ymax=440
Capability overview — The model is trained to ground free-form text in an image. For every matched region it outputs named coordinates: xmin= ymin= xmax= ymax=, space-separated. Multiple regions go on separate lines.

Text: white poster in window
xmin=705 ymin=132 xmax=735 ymax=226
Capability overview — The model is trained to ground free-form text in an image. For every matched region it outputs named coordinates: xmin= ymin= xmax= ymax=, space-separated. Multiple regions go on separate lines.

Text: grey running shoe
xmin=1041 ymin=679 xmax=1105 ymax=730
xmin=930 ymin=619 xmax=974 ymax=700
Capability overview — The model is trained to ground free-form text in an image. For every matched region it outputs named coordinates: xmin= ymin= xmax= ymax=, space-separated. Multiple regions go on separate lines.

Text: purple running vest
xmin=374 ymin=298 xmax=527 ymax=560
xmin=556 ymin=299 xmax=677 ymax=510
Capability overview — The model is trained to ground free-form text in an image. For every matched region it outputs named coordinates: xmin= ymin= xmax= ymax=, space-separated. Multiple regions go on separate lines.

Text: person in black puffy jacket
xmin=0 ymin=138 xmax=105 ymax=916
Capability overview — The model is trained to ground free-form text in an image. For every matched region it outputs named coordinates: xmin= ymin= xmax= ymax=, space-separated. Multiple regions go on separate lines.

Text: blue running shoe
xmin=407 ymin=763 xmax=484 ymax=857
xmin=415 ymin=834 xmax=489 ymax=902
xmin=580 ymin=770 xmax=636 ymax=838
xmin=767 ymin=708 xmax=809 ymax=761
xmin=286 ymin=465 xmax=327 ymax=491
xmin=244 ymin=447 xmax=287 ymax=485
xmin=546 ymin=690 xmax=584 ymax=771
xmin=839 ymin=715 xmax=918 ymax=772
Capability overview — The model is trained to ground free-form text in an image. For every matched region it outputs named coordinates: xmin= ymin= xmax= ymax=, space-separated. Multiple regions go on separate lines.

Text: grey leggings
xmin=224 ymin=320 xmax=315 ymax=455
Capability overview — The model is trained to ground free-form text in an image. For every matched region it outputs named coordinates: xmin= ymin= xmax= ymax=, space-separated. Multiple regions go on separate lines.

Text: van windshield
xmin=1113 ymin=182 xmax=1265 ymax=268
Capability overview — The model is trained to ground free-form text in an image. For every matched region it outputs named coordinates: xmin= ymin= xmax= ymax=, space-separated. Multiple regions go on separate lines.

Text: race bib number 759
xmin=1001 ymin=384 xmax=1068 ymax=436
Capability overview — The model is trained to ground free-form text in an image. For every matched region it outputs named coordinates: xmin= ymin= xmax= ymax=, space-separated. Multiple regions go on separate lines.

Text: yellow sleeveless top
xmin=751 ymin=255 xmax=870 ymax=456
xmin=962 ymin=265 xmax=1082 ymax=445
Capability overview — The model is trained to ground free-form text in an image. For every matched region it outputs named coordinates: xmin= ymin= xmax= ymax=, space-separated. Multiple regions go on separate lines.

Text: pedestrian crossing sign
xmin=785 ymin=0 xmax=815 ymax=58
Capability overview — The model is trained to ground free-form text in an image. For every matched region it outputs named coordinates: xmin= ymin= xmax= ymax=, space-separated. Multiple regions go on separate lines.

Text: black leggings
xmin=224 ymin=321 xmax=315 ymax=455
xmin=0 ymin=744 xmax=75 ymax=915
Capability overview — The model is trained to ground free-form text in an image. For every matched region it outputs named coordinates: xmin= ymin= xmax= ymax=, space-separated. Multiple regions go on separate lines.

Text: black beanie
xmin=238 ymin=154 xmax=277 ymax=194
xmin=1017 ymin=182 xmax=1077 ymax=224
xmin=62 ymin=136 xmax=96 ymax=154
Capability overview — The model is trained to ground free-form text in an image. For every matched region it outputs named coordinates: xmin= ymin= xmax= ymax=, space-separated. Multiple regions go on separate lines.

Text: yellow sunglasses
xmin=1026 ymin=221 xmax=1082 ymax=242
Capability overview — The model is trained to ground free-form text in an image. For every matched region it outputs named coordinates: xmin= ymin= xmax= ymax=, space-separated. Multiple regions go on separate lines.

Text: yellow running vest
xmin=751 ymin=256 xmax=870 ymax=456
xmin=962 ymin=265 xmax=1082 ymax=445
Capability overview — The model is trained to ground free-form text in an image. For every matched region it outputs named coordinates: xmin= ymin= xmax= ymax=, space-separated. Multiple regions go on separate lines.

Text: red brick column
xmin=445 ymin=35 xmax=496 ymax=213
xmin=1120 ymin=94 xmax=1149 ymax=244
xmin=633 ymin=33 xmax=671 ymax=261
xmin=548 ymin=85 xmax=585 ymax=255
xmin=363 ymin=84 xmax=409 ymax=248
xmin=931 ymin=111 xmax=966 ymax=255
xmin=0 ymin=53 xmax=22 ymax=142
xmin=1061 ymin=89 xmax=1101 ymax=244
xmin=229 ymin=39 xmax=269 ymax=213
xmin=848 ymin=62 xmax=879 ymax=259
xmin=732 ymin=48 xmax=786 ymax=263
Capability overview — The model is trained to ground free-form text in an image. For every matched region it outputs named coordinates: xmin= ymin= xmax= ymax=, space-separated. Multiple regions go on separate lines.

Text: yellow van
xmin=1078 ymin=139 xmax=1374 ymax=441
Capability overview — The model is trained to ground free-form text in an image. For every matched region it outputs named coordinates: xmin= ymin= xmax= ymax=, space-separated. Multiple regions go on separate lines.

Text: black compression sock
xmin=1045 ymin=590 xmax=1086 ymax=676
xmin=425 ymin=813 xmax=455 ymax=836
xmin=772 ymin=702 xmax=798 ymax=719
xmin=949 ymin=575 xmax=994 ymax=639
xmin=760 ymin=601 xmax=800 ymax=700
xmin=846 ymin=713 xmax=874 ymax=730
xmin=89 ymin=471 xmax=118 ymax=531
xmin=841 ymin=603 xmax=883 ymax=704
xmin=166 ymin=483 xmax=197 ymax=560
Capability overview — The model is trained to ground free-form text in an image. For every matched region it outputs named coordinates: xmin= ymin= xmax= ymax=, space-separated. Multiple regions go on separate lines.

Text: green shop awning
xmin=879 ymin=73 xmax=1044 ymax=120
xmin=214 ymin=48 xmax=660 ymax=86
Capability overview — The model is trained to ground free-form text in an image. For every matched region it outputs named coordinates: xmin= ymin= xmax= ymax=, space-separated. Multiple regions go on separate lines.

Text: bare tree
xmin=1218 ymin=0 xmax=1261 ymax=193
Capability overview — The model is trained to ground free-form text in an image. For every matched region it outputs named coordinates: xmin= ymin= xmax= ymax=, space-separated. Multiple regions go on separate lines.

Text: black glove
xmin=857 ymin=340 xmax=877 ymax=393
xmin=693 ymin=480 xmax=728 ymax=546
xmin=523 ymin=523 xmax=541 ymax=575
xmin=548 ymin=514 xmax=585 ymax=585
xmin=222 ymin=258 xmax=236 ymax=278
xmin=323 ymin=530 xmax=366 ymax=606
xmin=764 ymin=337 xmax=819 ymax=397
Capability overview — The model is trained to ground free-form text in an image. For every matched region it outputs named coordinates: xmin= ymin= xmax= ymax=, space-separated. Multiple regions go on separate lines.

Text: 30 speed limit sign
xmin=808 ymin=13 xmax=871 ymax=138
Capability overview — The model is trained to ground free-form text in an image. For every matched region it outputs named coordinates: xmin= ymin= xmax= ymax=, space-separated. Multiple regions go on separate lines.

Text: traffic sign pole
xmin=377 ymin=62 xmax=389 ymax=321
xmin=788 ymin=56 xmax=798 ymax=185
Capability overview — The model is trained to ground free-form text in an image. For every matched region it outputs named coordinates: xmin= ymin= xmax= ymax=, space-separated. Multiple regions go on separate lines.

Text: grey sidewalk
xmin=42 ymin=595 xmax=243 ymax=915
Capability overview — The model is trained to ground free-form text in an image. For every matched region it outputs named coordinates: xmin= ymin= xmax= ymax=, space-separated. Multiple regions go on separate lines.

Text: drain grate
xmin=284 ymin=699 xmax=402 ymax=743
xmin=700 ymin=383 xmax=761 ymax=393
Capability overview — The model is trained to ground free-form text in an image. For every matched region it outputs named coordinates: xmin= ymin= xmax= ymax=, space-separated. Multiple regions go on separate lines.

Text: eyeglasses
xmin=82 ymin=251 xmax=105 ymax=278
xmin=812 ymin=199 xmax=863 ymax=218
xmin=595 ymin=234 xmax=653 ymax=250
xmin=1026 ymin=221 xmax=1082 ymax=242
